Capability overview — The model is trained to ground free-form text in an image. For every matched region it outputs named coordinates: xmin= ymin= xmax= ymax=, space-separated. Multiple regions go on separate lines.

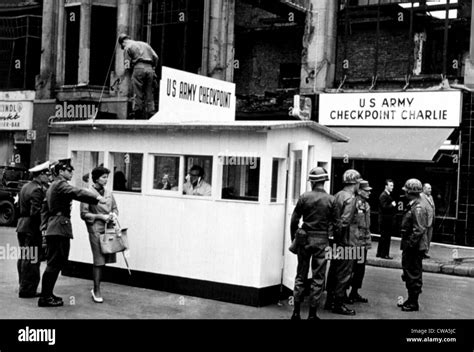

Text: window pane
xmin=71 ymin=151 xmax=105 ymax=188
xmin=153 ymin=155 xmax=179 ymax=191
xmin=183 ymin=155 xmax=212 ymax=196
xmin=64 ymin=6 xmax=80 ymax=85
xmin=271 ymin=159 xmax=279 ymax=203
xmin=221 ymin=157 xmax=260 ymax=202
xmin=112 ymin=152 xmax=143 ymax=192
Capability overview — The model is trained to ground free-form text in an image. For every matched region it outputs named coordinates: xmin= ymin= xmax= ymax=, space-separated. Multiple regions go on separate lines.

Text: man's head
xmin=342 ymin=169 xmax=362 ymax=192
xmin=402 ymin=178 xmax=423 ymax=200
xmin=55 ymin=158 xmax=74 ymax=181
xmin=358 ymin=180 xmax=372 ymax=200
xmin=385 ymin=179 xmax=394 ymax=193
xmin=118 ymin=33 xmax=130 ymax=50
xmin=29 ymin=161 xmax=51 ymax=185
xmin=189 ymin=165 xmax=204 ymax=186
xmin=308 ymin=166 xmax=329 ymax=189
xmin=423 ymin=183 xmax=432 ymax=196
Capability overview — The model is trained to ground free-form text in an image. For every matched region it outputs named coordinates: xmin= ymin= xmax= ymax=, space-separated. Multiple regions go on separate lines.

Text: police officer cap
xmin=29 ymin=161 xmax=50 ymax=174
xmin=359 ymin=180 xmax=372 ymax=191
xmin=54 ymin=158 xmax=74 ymax=173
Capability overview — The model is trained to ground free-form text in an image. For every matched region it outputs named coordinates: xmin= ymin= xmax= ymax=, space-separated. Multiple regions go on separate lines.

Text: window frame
xmin=109 ymin=151 xmax=144 ymax=194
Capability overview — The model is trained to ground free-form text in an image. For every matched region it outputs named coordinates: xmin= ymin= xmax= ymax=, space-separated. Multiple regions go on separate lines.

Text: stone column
xmin=464 ymin=2 xmax=474 ymax=87
xmin=115 ymin=0 xmax=130 ymax=98
xmin=78 ymin=0 xmax=92 ymax=84
xmin=299 ymin=0 xmax=338 ymax=94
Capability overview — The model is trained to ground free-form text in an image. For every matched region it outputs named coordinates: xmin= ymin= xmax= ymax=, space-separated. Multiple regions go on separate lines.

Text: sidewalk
xmin=367 ymin=235 xmax=474 ymax=277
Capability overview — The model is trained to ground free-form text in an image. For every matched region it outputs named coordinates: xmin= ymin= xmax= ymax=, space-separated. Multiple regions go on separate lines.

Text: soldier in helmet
xmin=398 ymin=178 xmax=427 ymax=312
xmin=324 ymin=169 xmax=361 ymax=316
xmin=118 ymin=33 xmax=159 ymax=120
xmin=290 ymin=167 xmax=336 ymax=320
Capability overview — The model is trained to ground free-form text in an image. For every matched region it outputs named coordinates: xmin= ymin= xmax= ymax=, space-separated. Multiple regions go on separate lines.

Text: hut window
xmin=71 ymin=151 xmax=105 ymax=188
xmin=153 ymin=155 xmax=179 ymax=191
xmin=221 ymin=157 xmax=260 ymax=202
xmin=183 ymin=155 xmax=213 ymax=196
xmin=111 ymin=152 xmax=143 ymax=193
xmin=271 ymin=158 xmax=285 ymax=203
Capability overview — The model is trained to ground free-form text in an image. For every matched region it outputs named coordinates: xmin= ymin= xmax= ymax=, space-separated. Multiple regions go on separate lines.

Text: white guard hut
xmin=51 ymin=67 xmax=348 ymax=306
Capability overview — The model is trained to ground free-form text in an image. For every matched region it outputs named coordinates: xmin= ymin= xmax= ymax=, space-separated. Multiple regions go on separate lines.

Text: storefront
xmin=49 ymin=68 xmax=348 ymax=306
xmin=318 ymin=89 xmax=463 ymax=244
xmin=0 ymin=91 xmax=35 ymax=168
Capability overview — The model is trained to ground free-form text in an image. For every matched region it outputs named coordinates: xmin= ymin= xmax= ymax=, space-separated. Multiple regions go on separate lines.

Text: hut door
xmin=282 ymin=141 xmax=309 ymax=291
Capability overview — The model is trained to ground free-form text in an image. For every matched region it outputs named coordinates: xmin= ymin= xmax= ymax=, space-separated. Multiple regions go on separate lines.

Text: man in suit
xmin=38 ymin=159 xmax=107 ymax=307
xmin=419 ymin=183 xmax=435 ymax=259
xmin=377 ymin=179 xmax=396 ymax=259
xmin=16 ymin=161 xmax=51 ymax=298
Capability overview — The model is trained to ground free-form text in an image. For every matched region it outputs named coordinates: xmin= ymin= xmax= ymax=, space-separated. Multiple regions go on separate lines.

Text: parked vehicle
xmin=0 ymin=166 xmax=30 ymax=226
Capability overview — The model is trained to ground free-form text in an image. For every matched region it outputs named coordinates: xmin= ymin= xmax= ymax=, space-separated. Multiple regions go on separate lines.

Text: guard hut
xmin=51 ymin=67 xmax=348 ymax=307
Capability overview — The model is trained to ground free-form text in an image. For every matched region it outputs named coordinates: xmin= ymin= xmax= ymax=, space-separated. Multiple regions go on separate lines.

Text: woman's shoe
xmin=91 ymin=289 xmax=103 ymax=303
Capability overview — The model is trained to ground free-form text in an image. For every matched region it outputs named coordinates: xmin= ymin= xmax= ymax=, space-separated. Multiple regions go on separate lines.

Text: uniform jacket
xmin=42 ymin=179 xmax=99 ymax=238
xmin=334 ymin=187 xmax=357 ymax=246
xmin=420 ymin=192 xmax=435 ymax=227
xmin=80 ymin=186 xmax=118 ymax=235
xmin=400 ymin=198 xmax=427 ymax=251
xmin=290 ymin=188 xmax=336 ymax=248
xmin=350 ymin=196 xmax=372 ymax=249
xmin=124 ymin=40 xmax=159 ymax=68
xmin=16 ymin=179 xmax=47 ymax=235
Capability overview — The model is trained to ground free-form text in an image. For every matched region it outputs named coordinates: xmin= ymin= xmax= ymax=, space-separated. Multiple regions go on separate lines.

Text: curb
xmin=366 ymin=258 xmax=474 ymax=278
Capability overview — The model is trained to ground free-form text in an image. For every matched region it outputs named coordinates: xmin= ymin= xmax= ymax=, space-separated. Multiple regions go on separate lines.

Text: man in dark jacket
xmin=16 ymin=161 xmax=51 ymax=298
xmin=38 ymin=159 xmax=106 ymax=307
xmin=290 ymin=167 xmax=336 ymax=320
xmin=377 ymin=179 xmax=396 ymax=259
xmin=398 ymin=178 xmax=427 ymax=312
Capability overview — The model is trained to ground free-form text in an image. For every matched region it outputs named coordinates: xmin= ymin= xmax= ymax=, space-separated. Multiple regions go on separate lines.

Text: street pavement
xmin=1 ymin=227 xmax=473 ymax=319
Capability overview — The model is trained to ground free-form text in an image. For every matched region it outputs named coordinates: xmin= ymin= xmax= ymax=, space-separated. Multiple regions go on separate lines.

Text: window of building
xmin=279 ymin=63 xmax=301 ymax=89
xmin=89 ymin=5 xmax=117 ymax=86
xmin=111 ymin=152 xmax=143 ymax=193
xmin=153 ymin=155 xmax=180 ymax=191
xmin=64 ymin=5 xmax=80 ymax=85
xmin=183 ymin=155 xmax=212 ymax=196
xmin=141 ymin=0 xmax=204 ymax=73
xmin=71 ymin=151 xmax=105 ymax=188
xmin=221 ymin=157 xmax=260 ymax=202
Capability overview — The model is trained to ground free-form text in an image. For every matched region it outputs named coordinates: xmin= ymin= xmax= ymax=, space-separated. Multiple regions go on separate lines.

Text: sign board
xmin=26 ymin=130 xmax=36 ymax=140
xmin=154 ymin=66 xmax=236 ymax=122
xmin=0 ymin=91 xmax=34 ymax=130
xmin=319 ymin=91 xmax=461 ymax=127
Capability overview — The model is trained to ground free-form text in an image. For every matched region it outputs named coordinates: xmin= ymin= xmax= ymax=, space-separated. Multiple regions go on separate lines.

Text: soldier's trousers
xmin=351 ymin=248 xmax=368 ymax=290
xmin=17 ymin=232 xmax=41 ymax=296
xmin=132 ymin=64 xmax=155 ymax=119
xmin=326 ymin=248 xmax=355 ymax=303
xmin=401 ymin=248 xmax=423 ymax=295
xmin=293 ymin=246 xmax=328 ymax=308
xmin=41 ymin=236 xmax=70 ymax=298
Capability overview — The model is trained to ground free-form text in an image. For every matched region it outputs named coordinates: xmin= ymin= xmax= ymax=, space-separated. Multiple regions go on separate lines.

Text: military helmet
xmin=402 ymin=178 xmax=423 ymax=194
xmin=342 ymin=169 xmax=361 ymax=184
xmin=308 ymin=166 xmax=329 ymax=182
xmin=118 ymin=33 xmax=130 ymax=45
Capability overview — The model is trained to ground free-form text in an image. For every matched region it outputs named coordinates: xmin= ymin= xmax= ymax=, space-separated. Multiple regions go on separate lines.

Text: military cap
xmin=29 ymin=161 xmax=50 ymax=174
xmin=54 ymin=158 xmax=74 ymax=173
xmin=359 ymin=180 xmax=372 ymax=191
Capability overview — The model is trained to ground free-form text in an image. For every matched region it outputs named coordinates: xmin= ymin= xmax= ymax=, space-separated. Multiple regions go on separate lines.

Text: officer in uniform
xmin=38 ymin=159 xmax=107 ymax=307
xmin=398 ymin=178 xmax=427 ymax=312
xmin=16 ymin=161 xmax=51 ymax=298
xmin=347 ymin=180 xmax=372 ymax=304
xmin=118 ymin=33 xmax=159 ymax=120
xmin=324 ymin=169 xmax=361 ymax=316
xmin=290 ymin=167 xmax=336 ymax=320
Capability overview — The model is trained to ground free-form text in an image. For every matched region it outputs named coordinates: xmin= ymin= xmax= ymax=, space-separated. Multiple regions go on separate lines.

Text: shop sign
xmin=319 ymin=91 xmax=461 ymax=127
xmin=0 ymin=91 xmax=34 ymax=130
xmin=157 ymin=66 xmax=236 ymax=122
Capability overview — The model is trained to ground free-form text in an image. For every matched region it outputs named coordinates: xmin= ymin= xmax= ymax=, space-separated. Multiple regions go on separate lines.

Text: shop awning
xmin=331 ymin=127 xmax=455 ymax=162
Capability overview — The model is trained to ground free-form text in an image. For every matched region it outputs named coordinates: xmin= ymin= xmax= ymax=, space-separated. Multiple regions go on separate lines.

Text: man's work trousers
xmin=401 ymin=247 xmax=423 ymax=296
xmin=17 ymin=232 xmax=41 ymax=296
xmin=40 ymin=236 xmax=70 ymax=298
xmin=293 ymin=246 xmax=328 ymax=308
xmin=326 ymin=249 xmax=354 ymax=303
xmin=132 ymin=64 xmax=155 ymax=119
xmin=350 ymin=248 xmax=367 ymax=290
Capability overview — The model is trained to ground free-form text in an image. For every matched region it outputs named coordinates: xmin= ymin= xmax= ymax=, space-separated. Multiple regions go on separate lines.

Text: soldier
xmin=118 ymin=33 xmax=159 ymax=120
xmin=16 ymin=161 xmax=51 ymax=298
xmin=324 ymin=169 xmax=361 ymax=316
xmin=38 ymin=159 xmax=107 ymax=308
xmin=290 ymin=167 xmax=335 ymax=320
xmin=398 ymin=178 xmax=427 ymax=312
xmin=347 ymin=180 xmax=372 ymax=304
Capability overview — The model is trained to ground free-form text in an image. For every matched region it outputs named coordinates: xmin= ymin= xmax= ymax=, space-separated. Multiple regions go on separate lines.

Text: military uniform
xmin=291 ymin=188 xmax=336 ymax=310
xmin=16 ymin=179 xmax=48 ymax=297
xmin=40 ymin=178 xmax=100 ymax=304
xmin=399 ymin=197 xmax=427 ymax=311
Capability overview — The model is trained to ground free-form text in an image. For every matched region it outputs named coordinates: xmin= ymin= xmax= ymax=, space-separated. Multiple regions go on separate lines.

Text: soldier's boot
xmin=307 ymin=306 xmax=319 ymax=320
xmin=290 ymin=302 xmax=301 ymax=320
xmin=332 ymin=298 xmax=356 ymax=316
xmin=349 ymin=289 xmax=368 ymax=303
xmin=401 ymin=293 xmax=419 ymax=312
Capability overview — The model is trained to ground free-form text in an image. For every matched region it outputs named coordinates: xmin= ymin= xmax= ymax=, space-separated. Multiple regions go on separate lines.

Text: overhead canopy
xmin=331 ymin=127 xmax=455 ymax=162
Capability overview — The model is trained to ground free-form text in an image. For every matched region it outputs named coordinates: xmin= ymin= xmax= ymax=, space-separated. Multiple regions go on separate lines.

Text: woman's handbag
xmin=99 ymin=217 xmax=129 ymax=254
